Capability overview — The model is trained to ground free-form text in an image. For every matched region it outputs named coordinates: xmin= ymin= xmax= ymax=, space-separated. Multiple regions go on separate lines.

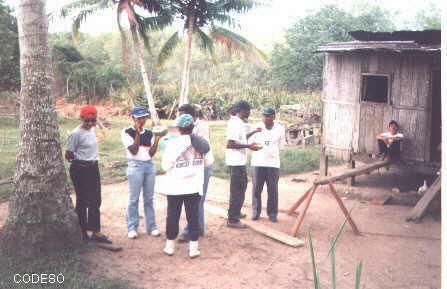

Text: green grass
xmin=0 ymin=117 xmax=330 ymax=202
xmin=0 ymin=250 xmax=141 ymax=289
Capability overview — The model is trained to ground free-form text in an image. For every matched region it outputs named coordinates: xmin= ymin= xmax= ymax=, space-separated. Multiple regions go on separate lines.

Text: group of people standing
xmin=65 ymin=100 xmax=285 ymax=259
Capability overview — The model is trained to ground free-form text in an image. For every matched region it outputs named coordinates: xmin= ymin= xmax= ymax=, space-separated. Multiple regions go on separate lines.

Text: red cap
xmin=80 ymin=105 xmax=97 ymax=117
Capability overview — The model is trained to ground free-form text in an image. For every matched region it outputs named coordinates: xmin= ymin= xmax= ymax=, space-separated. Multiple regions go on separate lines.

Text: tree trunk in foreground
xmin=130 ymin=26 xmax=160 ymax=125
xmin=179 ymin=15 xmax=195 ymax=106
xmin=1 ymin=0 xmax=82 ymax=256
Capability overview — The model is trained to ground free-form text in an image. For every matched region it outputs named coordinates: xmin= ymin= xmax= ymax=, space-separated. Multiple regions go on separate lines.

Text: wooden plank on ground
xmin=406 ymin=175 xmax=441 ymax=223
xmin=205 ymin=203 xmax=304 ymax=248
xmin=314 ymin=159 xmax=391 ymax=185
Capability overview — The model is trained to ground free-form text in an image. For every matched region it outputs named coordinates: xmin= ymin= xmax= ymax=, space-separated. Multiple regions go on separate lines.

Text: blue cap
xmin=131 ymin=105 xmax=150 ymax=118
xmin=262 ymin=107 xmax=275 ymax=115
xmin=176 ymin=114 xmax=194 ymax=128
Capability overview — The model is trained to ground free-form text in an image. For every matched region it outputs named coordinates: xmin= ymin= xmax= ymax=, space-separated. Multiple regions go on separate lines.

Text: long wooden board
xmin=314 ymin=159 xmax=391 ymax=185
xmin=205 ymin=203 xmax=304 ymax=248
xmin=406 ymin=175 xmax=441 ymax=223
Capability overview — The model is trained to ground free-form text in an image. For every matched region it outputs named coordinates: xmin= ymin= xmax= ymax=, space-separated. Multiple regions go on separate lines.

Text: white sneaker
xmin=127 ymin=230 xmax=138 ymax=239
xmin=189 ymin=241 xmax=200 ymax=258
xmin=150 ymin=229 xmax=161 ymax=237
xmin=163 ymin=240 xmax=175 ymax=256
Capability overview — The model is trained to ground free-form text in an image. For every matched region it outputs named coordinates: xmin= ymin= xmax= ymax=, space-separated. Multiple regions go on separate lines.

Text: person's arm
xmin=126 ymin=128 xmax=141 ymax=155
xmin=226 ymin=140 xmax=260 ymax=151
xmin=190 ymin=134 xmax=210 ymax=154
xmin=149 ymin=135 xmax=161 ymax=157
xmin=65 ymin=151 xmax=75 ymax=162
xmin=246 ymin=127 xmax=262 ymax=139
xmin=65 ymin=131 xmax=78 ymax=162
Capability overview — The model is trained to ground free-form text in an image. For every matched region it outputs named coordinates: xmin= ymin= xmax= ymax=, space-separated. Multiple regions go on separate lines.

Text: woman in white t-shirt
xmin=376 ymin=120 xmax=404 ymax=161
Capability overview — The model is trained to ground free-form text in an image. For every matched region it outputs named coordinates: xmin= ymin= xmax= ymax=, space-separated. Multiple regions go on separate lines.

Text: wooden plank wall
xmin=322 ymin=52 xmax=437 ymax=162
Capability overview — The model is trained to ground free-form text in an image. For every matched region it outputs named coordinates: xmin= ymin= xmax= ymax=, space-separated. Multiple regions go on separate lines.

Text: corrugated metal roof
xmin=316 ymin=40 xmax=440 ymax=53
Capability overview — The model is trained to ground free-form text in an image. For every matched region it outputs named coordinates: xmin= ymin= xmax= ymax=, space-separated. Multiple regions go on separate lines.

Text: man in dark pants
xmin=249 ymin=108 xmax=286 ymax=222
xmin=66 ymin=105 xmax=111 ymax=243
xmin=225 ymin=100 xmax=261 ymax=228
xmin=376 ymin=120 xmax=404 ymax=162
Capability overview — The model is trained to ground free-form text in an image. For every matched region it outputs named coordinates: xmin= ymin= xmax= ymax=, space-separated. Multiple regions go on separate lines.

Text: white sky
xmin=5 ymin=0 xmax=442 ymax=50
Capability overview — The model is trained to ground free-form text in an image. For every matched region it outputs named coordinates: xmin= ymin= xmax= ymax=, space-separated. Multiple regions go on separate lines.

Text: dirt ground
xmin=0 ymin=165 xmax=441 ymax=289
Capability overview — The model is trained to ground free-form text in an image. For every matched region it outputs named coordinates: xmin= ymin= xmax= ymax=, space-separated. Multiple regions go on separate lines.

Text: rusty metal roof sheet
xmin=316 ymin=40 xmax=440 ymax=53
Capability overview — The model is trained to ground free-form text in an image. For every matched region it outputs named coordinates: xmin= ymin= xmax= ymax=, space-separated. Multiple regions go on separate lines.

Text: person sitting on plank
xmin=65 ymin=105 xmax=112 ymax=244
xmin=376 ymin=120 xmax=404 ymax=161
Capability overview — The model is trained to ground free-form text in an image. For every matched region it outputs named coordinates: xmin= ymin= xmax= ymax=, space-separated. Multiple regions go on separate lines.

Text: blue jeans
xmin=126 ymin=159 xmax=157 ymax=232
xmin=183 ymin=166 xmax=213 ymax=236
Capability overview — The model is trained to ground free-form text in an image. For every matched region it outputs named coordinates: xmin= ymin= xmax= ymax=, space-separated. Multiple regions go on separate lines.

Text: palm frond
xmin=140 ymin=10 xmax=175 ymax=31
xmin=209 ymin=0 xmax=258 ymax=14
xmin=156 ymin=31 xmax=181 ymax=69
xmin=211 ymin=26 xmax=267 ymax=61
xmin=194 ymin=28 xmax=215 ymax=56
xmin=132 ymin=8 xmax=152 ymax=53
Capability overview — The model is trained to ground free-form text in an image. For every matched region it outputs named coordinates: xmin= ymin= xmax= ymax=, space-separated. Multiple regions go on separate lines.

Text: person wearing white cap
xmin=161 ymin=114 xmax=210 ymax=258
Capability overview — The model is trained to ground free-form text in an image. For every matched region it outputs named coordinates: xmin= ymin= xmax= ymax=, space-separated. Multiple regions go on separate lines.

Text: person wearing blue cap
xmin=161 ymin=114 xmax=210 ymax=258
xmin=121 ymin=105 xmax=162 ymax=239
xmin=225 ymin=100 xmax=262 ymax=228
xmin=249 ymin=107 xmax=286 ymax=222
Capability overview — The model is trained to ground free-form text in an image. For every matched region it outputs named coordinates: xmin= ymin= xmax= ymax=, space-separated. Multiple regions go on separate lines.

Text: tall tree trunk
xmin=130 ymin=26 xmax=160 ymax=125
xmin=179 ymin=15 xmax=194 ymax=106
xmin=1 ymin=0 xmax=82 ymax=256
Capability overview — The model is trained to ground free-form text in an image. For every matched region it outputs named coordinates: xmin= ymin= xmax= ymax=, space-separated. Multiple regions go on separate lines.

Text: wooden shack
xmin=316 ymin=30 xmax=441 ymax=175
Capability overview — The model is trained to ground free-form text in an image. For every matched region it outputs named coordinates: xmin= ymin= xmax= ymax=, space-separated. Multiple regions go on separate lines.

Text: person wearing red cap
xmin=65 ymin=105 xmax=112 ymax=244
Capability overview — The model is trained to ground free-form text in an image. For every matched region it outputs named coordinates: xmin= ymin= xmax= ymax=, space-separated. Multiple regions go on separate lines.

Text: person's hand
xmin=249 ymin=143 xmax=262 ymax=151
xmin=135 ymin=124 xmax=142 ymax=134
xmin=255 ymin=127 xmax=262 ymax=133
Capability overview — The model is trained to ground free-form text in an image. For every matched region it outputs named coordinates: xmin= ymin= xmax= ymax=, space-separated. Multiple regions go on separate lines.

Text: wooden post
xmin=347 ymin=160 xmax=356 ymax=186
xmin=285 ymin=185 xmax=314 ymax=215
xmin=328 ymin=182 xmax=360 ymax=235
xmin=290 ymin=185 xmax=318 ymax=237
xmin=319 ymin=146 xmax=329 ymax=176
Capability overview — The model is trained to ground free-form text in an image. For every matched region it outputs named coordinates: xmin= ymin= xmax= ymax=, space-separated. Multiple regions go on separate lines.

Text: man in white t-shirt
xmin=225 ymin=100 xmax=261 ymax=228
xmin=376 ymin=120 xmax=404 ymax=161
xmin=249 ymin=108 xmax=286 ymax=222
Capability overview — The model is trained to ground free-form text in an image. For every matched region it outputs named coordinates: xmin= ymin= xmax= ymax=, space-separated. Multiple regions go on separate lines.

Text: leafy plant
xmin=306 ymin=206 xmax=363 ymax=289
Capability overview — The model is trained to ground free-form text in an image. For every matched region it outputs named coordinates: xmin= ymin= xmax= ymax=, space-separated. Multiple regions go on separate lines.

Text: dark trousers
xmin=252 ymin=167 xmax=279 ymax=218
xmin=228 ymin=166 xmax=248 ymax=223
xmin=166 ymin=193 xmax=200 ymax=241
xmin=69 ymin=161 xmax=101 ymax=233
xmin=378 ymin=139 xmax=401 ymax=161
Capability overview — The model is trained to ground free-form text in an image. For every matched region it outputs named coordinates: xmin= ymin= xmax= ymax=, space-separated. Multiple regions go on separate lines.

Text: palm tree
xmin=155 ymin=0 xmax=266 ymax=106
xmin=1 ymin=0 xmax=83 ymax=256
xmin=58 ymin=0 xmax=171 ymax=124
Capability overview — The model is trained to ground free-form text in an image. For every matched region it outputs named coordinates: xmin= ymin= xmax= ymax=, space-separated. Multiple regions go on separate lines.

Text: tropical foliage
xmin=0 ymin=0 xmax=19 ymax=92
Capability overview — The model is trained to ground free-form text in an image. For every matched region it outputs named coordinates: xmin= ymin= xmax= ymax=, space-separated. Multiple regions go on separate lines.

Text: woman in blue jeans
xmin=121 ymin=106 xmax=161 ymax=239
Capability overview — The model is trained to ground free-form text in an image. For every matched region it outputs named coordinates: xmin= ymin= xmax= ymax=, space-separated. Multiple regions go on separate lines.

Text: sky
xmin=5 ymin=0 xmax=442 ymax=50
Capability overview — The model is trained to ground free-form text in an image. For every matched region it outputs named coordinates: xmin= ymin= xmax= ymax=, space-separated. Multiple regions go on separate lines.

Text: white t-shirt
xmin=161 ymin=135 xmax=205 ymax=195
xmin=380 ymin=132 xmax=404 ymax=139
xmin=194 ymin=119 xmax=214 ymax=166
xmin=225 ymin=116 xmax=248 ymax=166
xmin=66 ymin=125 xmax=99 ymax=161
xmin=121 ymin=127 xmax=154 ymax=161
xmin=249 ymin=122 xmax=286 ymax=168
xmin=380 ymin=132 xmax=404 ymax=147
